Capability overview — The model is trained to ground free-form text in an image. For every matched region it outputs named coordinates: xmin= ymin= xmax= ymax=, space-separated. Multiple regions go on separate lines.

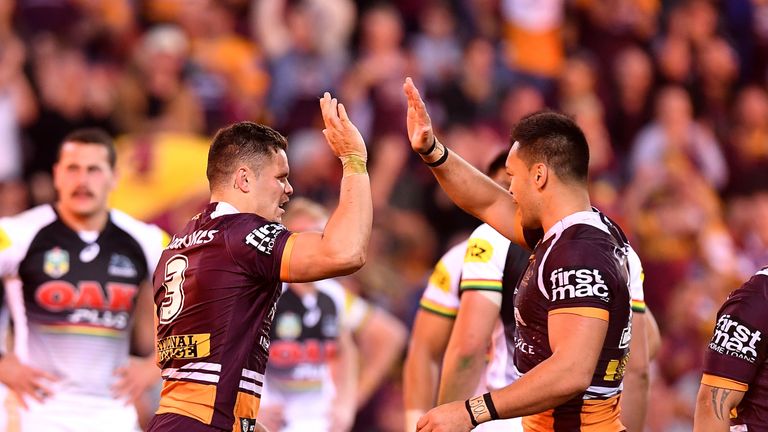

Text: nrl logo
xmin=43 ymin=247 xmax=70 ymax=278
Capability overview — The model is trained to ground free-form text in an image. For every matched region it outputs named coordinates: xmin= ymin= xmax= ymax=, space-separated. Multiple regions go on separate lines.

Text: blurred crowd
xmin=1 ymin=0 xmax=768 ymax=430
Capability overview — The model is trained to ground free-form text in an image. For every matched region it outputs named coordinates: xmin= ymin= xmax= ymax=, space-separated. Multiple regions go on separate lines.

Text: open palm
xmin=403 ymin=77 xmax=434 ymax=153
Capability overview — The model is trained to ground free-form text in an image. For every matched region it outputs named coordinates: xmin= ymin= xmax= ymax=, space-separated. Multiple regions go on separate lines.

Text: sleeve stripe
xmin=549 ymin=307 xmax=609 ymax=321
xmin=460 ymin=280 xmax=502 ymax=291
xmin=419 ymin=299 xmax=458 ymax=318
xmin=701 ymin=374 xmax=749 ymax=392
xmin=279 ymin=233 xmax=297 ymax=280
xmin=631 ymin=300 xmax=646 ymax=313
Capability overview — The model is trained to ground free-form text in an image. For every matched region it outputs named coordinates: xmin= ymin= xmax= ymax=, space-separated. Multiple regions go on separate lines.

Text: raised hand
xmin=319 ymin=92 xmax=367 ymax=160
xmin=403 ymin=77 xmax=435 ymax=154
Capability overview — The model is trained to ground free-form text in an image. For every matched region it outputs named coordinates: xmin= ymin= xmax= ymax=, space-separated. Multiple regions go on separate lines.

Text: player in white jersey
xmin=438 ymin=154 xmax=529 ymax=432
xmin=0 ymin=129 xmax=166 ymax=431
xmin=404 ymin=153 xmax=525 ymax=432
xmin=261 ymin=278 xmax=357 ymax=432
xmin=260 ymin=198 xmax=406 ymax=432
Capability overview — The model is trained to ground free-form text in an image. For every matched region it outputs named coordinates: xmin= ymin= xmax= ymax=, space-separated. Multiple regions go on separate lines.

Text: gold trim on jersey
xmin=279 ymin=234 xmax=297 ymax=280
xmin=156 ymin=380 xmax=217 ymax=425
xmin=549 ymin=307 xmax=609 ymax=322
xmin=701 ymin=373 xmax=749 ymax=392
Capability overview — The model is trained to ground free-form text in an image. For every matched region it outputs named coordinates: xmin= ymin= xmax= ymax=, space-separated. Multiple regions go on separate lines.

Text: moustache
xmin=71 ymin=188 xmax=95 ymax=198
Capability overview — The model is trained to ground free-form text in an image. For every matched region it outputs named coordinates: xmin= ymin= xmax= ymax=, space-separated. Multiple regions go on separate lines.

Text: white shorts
xmin=19 ymin=391 xmax=139 ymax=432
xmin=475 ymin=417 xmax=524 ymax=432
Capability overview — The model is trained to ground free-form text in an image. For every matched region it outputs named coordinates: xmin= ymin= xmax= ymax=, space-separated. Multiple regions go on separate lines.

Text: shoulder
xmin=110 ymin=209 xmax=169 ymax=269
xmin=0 ymin=204 xmax=57 ymax=249
xmin=725 ymin=269 xmax=768 ymax=311
xmin=315 ymin=278 xmax=346 ymax=307
xmin=468 ymin=223 xmax=511 ymax=248
xmin=465 ymin=224 xmax=510 ymax=263
xmin=110 ymin=209 xmax=168 ymax=244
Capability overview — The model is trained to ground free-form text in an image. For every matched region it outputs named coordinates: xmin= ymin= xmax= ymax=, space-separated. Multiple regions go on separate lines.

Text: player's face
xmin=252 ymin=149 xmax=293 ymax=223
xmin=506 ymin=144 xmax=541 ymax=229
xmin=53 ymin=142 xmax=116 ymax=219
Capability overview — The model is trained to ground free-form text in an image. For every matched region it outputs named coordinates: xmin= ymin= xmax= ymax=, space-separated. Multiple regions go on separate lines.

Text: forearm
xmin=356 ymin=348 xmax=395 ymax=408
xmin=620 ymin=370 xmax=649 ymax=432
xmin=403 ymin=347 xmax=439 ymax=430
xmin=437 ymin=348 xmax=486 ymax=404
xmin=621 ymin=314 xmax=650 ymax=431
xmin=490 ymin=353 xmax=591 ymax=419
xmin=323 ymin=170 xmax=372 ymax=271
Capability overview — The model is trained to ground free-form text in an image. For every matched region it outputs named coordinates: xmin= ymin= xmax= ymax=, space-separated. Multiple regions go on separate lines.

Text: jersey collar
xmin=542 ymin=210 xmax=608 ymax=242
xmin=210 ymin=202 xmax=241 ymax=219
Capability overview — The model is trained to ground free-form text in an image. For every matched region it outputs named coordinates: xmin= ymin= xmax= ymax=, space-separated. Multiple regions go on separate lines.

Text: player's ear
xmin=533 ymin=163 xmax=547 ymax=189
xmin=234 ymin=167 xmax=251 ymax=192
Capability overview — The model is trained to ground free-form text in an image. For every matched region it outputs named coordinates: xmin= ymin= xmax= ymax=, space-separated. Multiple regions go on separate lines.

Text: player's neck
xmin=210 ymin=192 xmax=247 ymax=214
xmin=539 ymin=186 xmax=591 ymax=234
xmin=55 ymin=204 xmax=109 ymax=233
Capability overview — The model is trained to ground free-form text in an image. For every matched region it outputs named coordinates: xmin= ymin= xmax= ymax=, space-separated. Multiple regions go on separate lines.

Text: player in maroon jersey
xmin=405 ymin=78 xmax=633 ymax=431
xmin=147 ymin=93 xmax=372 ymax=432
xmin=694 ymin=268 xmax=768 ymax=431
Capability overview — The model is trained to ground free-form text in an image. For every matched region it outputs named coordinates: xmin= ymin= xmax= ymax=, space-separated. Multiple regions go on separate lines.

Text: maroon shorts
xmin=147 ymin=413 xmax=227 ymax=432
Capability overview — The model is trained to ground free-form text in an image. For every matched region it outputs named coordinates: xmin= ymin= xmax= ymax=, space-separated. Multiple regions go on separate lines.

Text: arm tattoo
xmin=710 ymin=387 xmax=732 ymax=421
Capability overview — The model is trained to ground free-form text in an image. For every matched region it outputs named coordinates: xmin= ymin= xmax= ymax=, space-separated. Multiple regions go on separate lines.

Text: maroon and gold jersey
xmin=702 ymin=268 xmax=768 ymax=430
xmin=511 ymin=211 xmax=631 ymax=431
xmin=152 ymin=202 xmax=294 ymax=431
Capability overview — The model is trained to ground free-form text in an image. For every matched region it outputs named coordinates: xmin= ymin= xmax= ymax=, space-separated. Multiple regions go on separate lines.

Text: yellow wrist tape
xmin=340 ymin=154 xmax=368 ymax=176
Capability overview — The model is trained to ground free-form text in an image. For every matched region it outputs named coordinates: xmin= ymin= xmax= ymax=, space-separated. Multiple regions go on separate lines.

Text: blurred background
xmin=1 ymin=0 xmax=767 ymax=430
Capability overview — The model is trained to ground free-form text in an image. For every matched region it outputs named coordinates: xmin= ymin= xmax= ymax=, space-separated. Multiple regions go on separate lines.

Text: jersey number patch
xmin=159 ymin=255 xmax=188 ymax=324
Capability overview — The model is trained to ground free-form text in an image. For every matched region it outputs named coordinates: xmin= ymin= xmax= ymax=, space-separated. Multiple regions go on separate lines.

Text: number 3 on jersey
xmin=159 ymin=255 xmax=188 ymax=324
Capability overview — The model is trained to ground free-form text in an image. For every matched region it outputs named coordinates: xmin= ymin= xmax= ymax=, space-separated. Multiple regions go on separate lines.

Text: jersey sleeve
xmin=343 ymin=289 xmax=372 ymax=332
xmin=702 ymin=274 xmax=768 ymax=391
xmin=542 ymin=240 xmax=624 ymax=321
xmin=460 ymin=224 xmax=510 ymax=293
xmin=419 ymin=241 xmax=465 ymax=318
xmin=0 ymin=220 xmax=18 ymax=277
xmin=0 ymin=206 xmax=55 ymax=277
xmin=226 ymin=216 xmax=294 ymax=282
xmin=627 ymin=247 xmax=646 ymax=313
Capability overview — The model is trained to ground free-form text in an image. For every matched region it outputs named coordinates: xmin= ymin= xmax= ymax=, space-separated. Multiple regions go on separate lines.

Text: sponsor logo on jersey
xmin=464 ymin=238 xmax=493 ymax=263
xmin=428 ymin=261 xmax=451 ymax=293
xmin=514 ymin=335 xmax=534 ymax=355
xmin=276 ymin=312 xmax=302 ymax=340
xmin=108 ymin=254 xmax=138 ymax=278
xmin=709 ymin=314 xmax=763 ymax=363
xmin=239 ymin=418 xmax=256 ymax=432
xmin=245 ymin=224 xmax=285 ymax=255
xmin=166 ymin=229 xmax=218 ymax=250
xmin=157 ymin=333 xmax=211 ymax=362
xmin=43 ymin=247 xmax=70 ymax=278
xmin=549 ymin=267 xmax=609 ymax=302
xmin=35 ymin=281 xmax=139 ymax=312
xmin=79 ymin=243 xmax=100 ymax=263
xmin=269 ymin=339 xmax=339 ymax=368
xmin=0 ymin=227 xmax=12 ymax=251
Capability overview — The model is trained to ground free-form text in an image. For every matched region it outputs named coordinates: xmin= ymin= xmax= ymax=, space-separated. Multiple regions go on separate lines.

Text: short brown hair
xmin=58 ymin=128 xmax=116 ymax=167
xmin=206 ymin=121 xmax=288 ymax=190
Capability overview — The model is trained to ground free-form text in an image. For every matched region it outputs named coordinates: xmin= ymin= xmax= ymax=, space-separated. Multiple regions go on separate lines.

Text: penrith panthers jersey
xmin=0 ymin=204 xmax=165 ymax=398
xmin=702 ymin=268 xmax=768 ymax=431
xmin=152 ymin=202 xmax=294 ymax=432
